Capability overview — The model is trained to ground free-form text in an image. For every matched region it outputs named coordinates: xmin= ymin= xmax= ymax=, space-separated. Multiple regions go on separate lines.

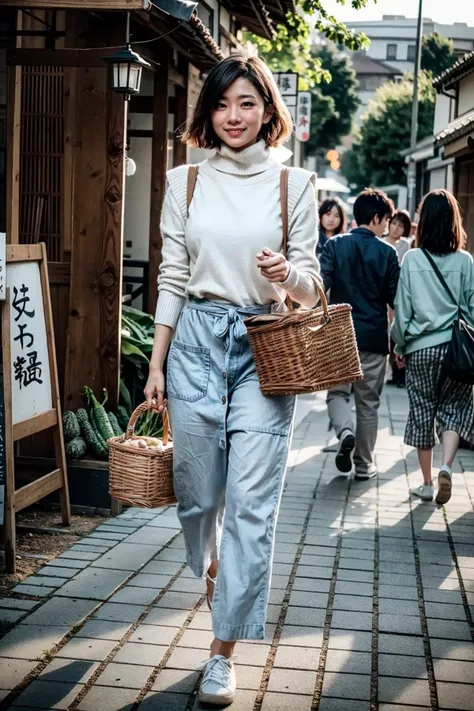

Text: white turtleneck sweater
xmin=155 ymin=139 xmax=320 ymax=328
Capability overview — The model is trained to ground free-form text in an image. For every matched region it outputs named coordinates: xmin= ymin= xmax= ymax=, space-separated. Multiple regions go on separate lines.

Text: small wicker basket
xmin=108 ymin=402 xmax=175 ymax=509
xmin=244 ymin=284 xmax=363 ymax=396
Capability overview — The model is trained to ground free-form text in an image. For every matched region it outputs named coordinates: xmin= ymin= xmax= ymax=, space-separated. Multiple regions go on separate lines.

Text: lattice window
xmin=19 ymin=65 xmax=64 ymax=261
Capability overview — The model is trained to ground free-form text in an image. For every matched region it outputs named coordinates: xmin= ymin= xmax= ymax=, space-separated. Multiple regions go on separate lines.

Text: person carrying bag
xmin=392 ymin=189 xmax=474 ymax=507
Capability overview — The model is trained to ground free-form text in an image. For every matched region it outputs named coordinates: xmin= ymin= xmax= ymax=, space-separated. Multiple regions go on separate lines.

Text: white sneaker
xmin=436 ymin=466 xmax=452 ymax=506
xmin=198 ymin=655 xmax=236 ymax=706
xmin=410 ymin=484 xmax=434 ymax=501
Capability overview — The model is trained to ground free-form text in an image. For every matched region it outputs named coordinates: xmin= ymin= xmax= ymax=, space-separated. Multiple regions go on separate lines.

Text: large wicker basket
xmin=108 ymin=403 xmax=175 ymax=508
xmin=244 ymin=284 xmax=363 ymax=396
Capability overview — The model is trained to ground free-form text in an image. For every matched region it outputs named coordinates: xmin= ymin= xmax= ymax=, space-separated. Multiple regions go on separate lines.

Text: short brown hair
xmin=353 ymin=189 xmax=394 ymax=226
xmin=183 ymin=53 xmax=293 ymax=149
xmin=415 ymin=189 xmax=464 ymax=254
xmin=389 ymin=209 xmax=411 ymax=237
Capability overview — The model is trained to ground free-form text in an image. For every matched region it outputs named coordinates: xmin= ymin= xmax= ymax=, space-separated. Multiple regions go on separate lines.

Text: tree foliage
xmin=247 ymin=0 xmax=372 ymax=88
xmin=421 ymin=32 xmax=457 ymax=77
xmin=306 ymin=45 xmax=360 ymax=155
xmin=342 ymin=74 xmax=435 ymax=189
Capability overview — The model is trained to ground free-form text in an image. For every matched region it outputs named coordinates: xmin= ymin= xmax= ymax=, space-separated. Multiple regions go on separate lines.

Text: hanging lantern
xmin=105 ymin=45 xmax=150 ymax=100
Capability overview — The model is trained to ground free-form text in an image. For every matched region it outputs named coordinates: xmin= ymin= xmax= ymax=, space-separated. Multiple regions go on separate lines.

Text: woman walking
xmin=144 ymin=53 xmax=320 ymax=706
xmin=316 ymin=196 xmax=347 ymax=256
xmin=392 ymin=190 xmax=474 ymax=505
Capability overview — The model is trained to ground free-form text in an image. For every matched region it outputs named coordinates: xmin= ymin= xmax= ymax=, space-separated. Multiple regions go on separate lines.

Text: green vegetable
xmin=107 ymin=412 xmax=123 ymax=438
xmin=83 ymin=387 xmax=115 ymax=441
xmin=76 ymin=408 xmax=108 ymax=459
xmin=117 ymin=405 xmax=130 ymax=431
xmin=65 ymin=436 xmax=87 ymax=460
xmin=62 ymin=411 xmax=80 ymax=442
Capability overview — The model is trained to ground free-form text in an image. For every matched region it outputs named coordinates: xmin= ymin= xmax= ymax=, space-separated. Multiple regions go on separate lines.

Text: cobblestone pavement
xmin=0 ymin=388 xmax=474 ymax=711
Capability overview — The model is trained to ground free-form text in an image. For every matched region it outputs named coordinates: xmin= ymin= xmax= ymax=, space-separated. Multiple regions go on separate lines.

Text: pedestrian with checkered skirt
xmin=392 ymin=189 xmax=474 ymax=505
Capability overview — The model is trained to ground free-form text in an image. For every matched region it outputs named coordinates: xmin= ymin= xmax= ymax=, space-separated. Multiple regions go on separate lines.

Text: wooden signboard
xmin=1 ymin=243 xmax=70 ymax=573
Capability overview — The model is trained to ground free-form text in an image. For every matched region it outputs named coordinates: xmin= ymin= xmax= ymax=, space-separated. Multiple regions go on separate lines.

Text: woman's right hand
xmin=144 ymin=367 xmax=166 ymax=411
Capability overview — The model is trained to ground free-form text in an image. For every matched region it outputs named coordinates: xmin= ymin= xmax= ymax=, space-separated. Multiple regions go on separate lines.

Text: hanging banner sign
xmin=296 ymin=92 xmax=312 ymax=142
xmin=274 ymin=72 xmax=299 ymax=123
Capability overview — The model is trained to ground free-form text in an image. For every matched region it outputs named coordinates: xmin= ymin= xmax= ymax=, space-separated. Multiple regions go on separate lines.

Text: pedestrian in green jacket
xmin=392 ymin=189 xmax=474 ymax=505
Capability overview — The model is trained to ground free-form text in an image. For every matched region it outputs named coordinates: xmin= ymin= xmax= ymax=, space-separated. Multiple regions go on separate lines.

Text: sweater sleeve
xmin=277 ymin=177 xmax=321 ymax=308
xmin=391 ymin=258 xmax=413 ymax=354
xmin=154 ymin=182 xmax=190 ymax=328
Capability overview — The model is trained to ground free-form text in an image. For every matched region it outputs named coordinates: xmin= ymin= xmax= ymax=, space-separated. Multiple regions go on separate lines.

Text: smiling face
xmin=321 ymin=205 xmax=342 ymax=236
xmin=210 ymin=77 xmax=273 ymax=151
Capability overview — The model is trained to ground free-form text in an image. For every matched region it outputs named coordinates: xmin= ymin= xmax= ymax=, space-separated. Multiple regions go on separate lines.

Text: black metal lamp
xmin=105 ymin=45 xmax=150 ymax=99
xmin=104 ymin=13 xmax=150 ymax=100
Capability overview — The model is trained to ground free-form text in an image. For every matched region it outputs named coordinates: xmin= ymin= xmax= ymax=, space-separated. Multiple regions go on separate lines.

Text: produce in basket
xmin=65 ymin=436 xmax=87 ymax=460
xmin=63 ymin=411 xmax=80 ymax=442
xmin=76 ymin=408 xmax=109 ymax=460
xmin=83 ymin=386 xmax=115 ymax=441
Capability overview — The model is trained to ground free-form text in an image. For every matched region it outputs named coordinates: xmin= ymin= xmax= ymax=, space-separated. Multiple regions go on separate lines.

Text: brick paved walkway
xmin=1 ymin=388 xmax=474 ymax=711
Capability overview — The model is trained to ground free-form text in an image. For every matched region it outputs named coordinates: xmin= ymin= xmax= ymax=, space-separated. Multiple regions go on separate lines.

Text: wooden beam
xmin=148 ymin=54 xmax=170 ymax=316
xmin=13 ymin=409 xmax=57 ymax=442
xmin=6 ymin=244 xmax=42 ymax=261
xmin=15 ymin=470 xmax=62 ymax=513
xmin=7 ymin=48 xmax=125 ymax=68
xmin=0 ymin=0 xmax=148 ymax=8
xmin=174 ymin=61 xmax=188 ymax=167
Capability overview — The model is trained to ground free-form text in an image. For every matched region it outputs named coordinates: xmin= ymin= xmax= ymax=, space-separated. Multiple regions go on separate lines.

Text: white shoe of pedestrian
xmin=355 ymin=465 xmax=377 ymax=481
xmin=198 ymin=655 xmax=236 ymax=706
xmin=435 ymin=466 xmax=452 ymax=506
xmin=410 ymin=484 xmax=434 ymax=501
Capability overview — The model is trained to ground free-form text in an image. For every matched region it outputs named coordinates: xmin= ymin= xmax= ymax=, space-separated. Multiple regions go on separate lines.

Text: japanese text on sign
xmin=7 ymin=261 xmax=52 ymax=425
xmin=274 ymin=72 xmax=298 ymax=123
xmin=296 ymin=92 xmax=312 ymax=142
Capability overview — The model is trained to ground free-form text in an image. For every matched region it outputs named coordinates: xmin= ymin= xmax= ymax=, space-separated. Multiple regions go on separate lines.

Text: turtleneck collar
xmin=208 ymin=138 xmax=275 ymax=176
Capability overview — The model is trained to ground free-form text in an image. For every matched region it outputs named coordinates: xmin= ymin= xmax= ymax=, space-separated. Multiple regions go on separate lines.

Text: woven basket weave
xmin=108 ymin=403 xmax=175 ymax=509
xmin=245 ymin=284 xmax=363 ymax=396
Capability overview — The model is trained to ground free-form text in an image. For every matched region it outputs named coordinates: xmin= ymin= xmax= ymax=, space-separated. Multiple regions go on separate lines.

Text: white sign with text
xmin=7 ymin=261 xmax=52 ymax=425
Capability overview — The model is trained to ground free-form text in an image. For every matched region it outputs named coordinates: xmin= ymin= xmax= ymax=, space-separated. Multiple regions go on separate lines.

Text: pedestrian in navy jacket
xmin=319 ymin=189 xmax=400 ymax=479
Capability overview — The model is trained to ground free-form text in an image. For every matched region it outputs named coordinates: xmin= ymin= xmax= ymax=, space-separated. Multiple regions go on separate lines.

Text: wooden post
xmin=148 ymin=55 xmax=170 ymax=316
xmin=65 ymin=63 xmax=126 ymax=410
xmin=173 ymin=62 xmax=188 ymax=168
xmin=2 ymin=291 xmax=15 ymax=571
xmin=39 ymin=243 xmax=71 ymax=526
xmin=6 ymin=66 xmax=21 ymax=245
xmin=99 ymin=88 xmax=127 ymax=408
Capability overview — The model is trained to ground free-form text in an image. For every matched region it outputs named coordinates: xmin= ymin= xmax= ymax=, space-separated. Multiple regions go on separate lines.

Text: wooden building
xmin=0 ymin=1 xmax=295 ymax=419
xmin=434 ymin=51 xmax=474 ymax=252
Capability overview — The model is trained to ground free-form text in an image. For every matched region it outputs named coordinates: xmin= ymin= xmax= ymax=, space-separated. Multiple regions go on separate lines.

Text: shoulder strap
xmin=280 ymin=167 xmax=289 ymax=258
xmin=421 ymin=248 xmax=458 ymax=307
xmin=187 ymin=166 xmax=199 ymax=214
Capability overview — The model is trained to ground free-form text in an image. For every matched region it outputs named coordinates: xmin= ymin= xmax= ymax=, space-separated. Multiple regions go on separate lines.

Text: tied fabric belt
xmin=187 ymin=298 xmax=271 ymax=341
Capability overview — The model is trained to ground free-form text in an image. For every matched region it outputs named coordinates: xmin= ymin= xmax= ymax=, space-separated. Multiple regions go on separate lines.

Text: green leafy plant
xmin=120 ymin=305 xmax=154 ymax=376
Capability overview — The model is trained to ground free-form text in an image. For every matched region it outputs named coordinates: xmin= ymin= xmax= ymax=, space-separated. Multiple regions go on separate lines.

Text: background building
xmin=345 ymin=15 xmax=474 ymax=74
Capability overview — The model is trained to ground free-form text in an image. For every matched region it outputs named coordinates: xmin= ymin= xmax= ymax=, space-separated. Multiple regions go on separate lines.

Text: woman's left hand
xmin=257 ymin=248 xmax=290 ymax=283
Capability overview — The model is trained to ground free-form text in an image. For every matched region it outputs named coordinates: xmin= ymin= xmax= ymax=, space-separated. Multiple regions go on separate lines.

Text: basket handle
xmin=279 ymin=169 xmax=329 ymax=319
xmin=125 ymin=402 xmax=170 ymax=446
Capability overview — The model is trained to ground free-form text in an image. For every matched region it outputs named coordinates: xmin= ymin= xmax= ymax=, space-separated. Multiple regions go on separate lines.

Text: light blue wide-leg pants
xmin=167 ymin=300 xmax=296 ymax=641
